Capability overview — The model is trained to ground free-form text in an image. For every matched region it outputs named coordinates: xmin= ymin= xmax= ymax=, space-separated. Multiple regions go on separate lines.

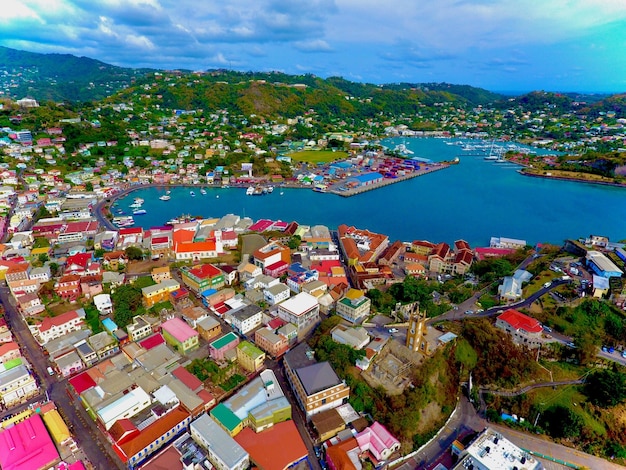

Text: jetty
xmin=329 ymin=163 xmax=451 ymax=197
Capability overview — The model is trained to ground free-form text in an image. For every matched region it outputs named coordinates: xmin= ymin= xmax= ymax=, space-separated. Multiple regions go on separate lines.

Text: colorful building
xmin=209 ymin=332 xmax=240 ymax=361
xmin=141 ymin=279 xmax=180 ymax=308
xmin=161 ymin=317 xmax=199 ymax=354
xmin=335 ymin=288 xmax=371 ymax=323
xmin=236 ymin=341 xmax=266 ymax=373
xmin=181 ymin=264 xmax=225 ymax=294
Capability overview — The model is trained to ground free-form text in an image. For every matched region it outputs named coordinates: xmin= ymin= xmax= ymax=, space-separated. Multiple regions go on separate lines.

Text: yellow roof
xmin=42 ymin=409 xmax=71 ymax=445
xmin=345 ymin=288 xmax=364 ymax=299
xmin=31 ymin=247 xmax=50 ymax=255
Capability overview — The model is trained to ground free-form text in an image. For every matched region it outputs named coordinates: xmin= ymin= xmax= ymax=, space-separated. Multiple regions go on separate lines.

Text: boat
xmin=190 ymin=191 xmax=195 ymax=197
xmin=159 ymin=195 xmax=171 ymax=201
xmin=216 ymin=195 xmax=220 ymax=199
xmin=494 ymin=157 xmax=508 ymax=163
xmin=113 ymin=216 xmax=135 ymax=227
xmin=133 ymin=209 xmax=147 ymax=215
xmin=166 ymin=218 xmax=181 ymax=226
xmin=129 ymin=202 xmax=143 ymax=208
xmin=166 ymin=190 xmax=171 ymax=195
xmin=200 ymin=188 xmax=207 ymax=195
xmin=252 ymin=186 xmax=264 ymax=195
xmin=266 ymin=186 xmax=274 ymax=193
xmin=484 ymin=155 xmax=499 ymax=160
xmin=313 ymin=183 xmax=328 ymax=193
xmin=280 ymin=191 xmax=284 ymax=196
xmin=134 ymin=198 xmax=144 ymax=204
xmin=246 ymin=186 xmax=255 ymax=195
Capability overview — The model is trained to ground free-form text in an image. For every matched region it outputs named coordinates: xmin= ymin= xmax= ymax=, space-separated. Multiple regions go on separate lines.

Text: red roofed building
xmin=495 ymin=309 xmax=543 ymax=348
xmin=65 ymin=252 xmax=93 ymax=275
xmin=338 ymin=224 xmax=389 ymax=267
xmin=181 ymin=264 xmax=225 ymax=294
xmin=68 ymin=371 xmax=97 ymax=395
xmin=474 ymin=247 xmax=516 ymax=261
xmin=253 ymin=241 xmax=290 ymax=271
xmin=113 ymin=407 xmax=191 ymax=469
xmin=35 ymin=309 xmax=84 ymax=345
xmin=55 ymin=274 xmax=81 ymax=301
xmin=171 ymin=366 xmax=203 ymax=393
xmin=150 ymin=235 xmax=171 ymax=258
xmin=428 ymin=240 xmax=473 ymax=275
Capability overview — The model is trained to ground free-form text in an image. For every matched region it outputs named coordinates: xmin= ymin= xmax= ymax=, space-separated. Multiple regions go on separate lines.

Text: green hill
xmin=0 ymin=46 xmax=152 ymax=102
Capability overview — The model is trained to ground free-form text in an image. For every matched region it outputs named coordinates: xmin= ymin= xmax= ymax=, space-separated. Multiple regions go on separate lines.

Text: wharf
xmin=330 ymin=163 xmax=450 ymax=197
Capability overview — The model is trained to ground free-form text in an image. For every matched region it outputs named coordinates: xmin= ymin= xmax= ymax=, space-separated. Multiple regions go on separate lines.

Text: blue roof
xmin=352 ymin=172 xmax=382 ymax=183
xmin=289 ymin=263 xmax=308 ymax=274
xmin=201 ymin=288 xmax=218 ymax=297
xmin=331 ymin=161 xmax=352 ymax=169
xmin=102 ymin=318 xmax=118 ymax=332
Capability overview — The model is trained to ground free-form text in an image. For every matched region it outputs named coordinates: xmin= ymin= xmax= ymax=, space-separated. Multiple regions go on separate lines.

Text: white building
xmin=0 ymin=364 xmax=39 ymax=408
xmin=277 ymin=292 xmax=320 ymax=335
xmin=225 ymin=304 xmax=263 ymax=335
xmin=97 ymin=387 xmax=152 ymax=430
xmin=489 ymin=236 xmax=527 ymax=250
xmin=93 ymin=293 xmax=113 ymax=315
xmin=264 ymin=283 xmax=291 ymax=305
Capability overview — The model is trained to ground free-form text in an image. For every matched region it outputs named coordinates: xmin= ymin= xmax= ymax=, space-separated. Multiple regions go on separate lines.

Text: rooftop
xmin=162 ymin=318 xmax=198 ymax=343
xmin=497 ymin=309 xmax=542 ymax=334
xmin=210 ymin=332 xmax=239 ymax=350
xmin=296 ymin=361 xmax=342 ymax=396
xmin=190 ymin=414 xmax=248 ymax=468
xmin=0 ymin=414 xmax=60 ymax=470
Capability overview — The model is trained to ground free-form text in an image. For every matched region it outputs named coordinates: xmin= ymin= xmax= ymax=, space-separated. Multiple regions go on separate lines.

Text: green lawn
xmin=288 ymin=150 xmax=348 ymax=163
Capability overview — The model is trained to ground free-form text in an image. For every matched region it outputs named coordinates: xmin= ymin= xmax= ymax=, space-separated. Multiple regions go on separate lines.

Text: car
xmin=464 ymin=310 xmax=474 ymax=315
xmin=566 ymin=341 xmax=576 ymax=348
xmin=609 ymin=347 xmax=615 ymax=354
xmin=543 ymin=282 xmax=552 ymax=288
xmin=47 ymin=366 xmax=54 ymax=376
xmin=543 ymin=325 xmax=553 ymax=333
xmin=388 ymin=328 xmax=399 ymax=334
xmin=602 ymin=346 xmax=608 ymax=352
xmin=622 ymin=351 xmax=626 ymax=358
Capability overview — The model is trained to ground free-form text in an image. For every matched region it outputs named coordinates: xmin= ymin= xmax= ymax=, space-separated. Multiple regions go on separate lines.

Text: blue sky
xmin=2 ymin=0 xmax=626 ymax=93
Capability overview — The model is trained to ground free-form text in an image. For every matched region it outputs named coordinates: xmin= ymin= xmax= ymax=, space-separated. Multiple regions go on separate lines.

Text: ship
xmin=133 ymin=209 xmax=147 ymax=215
xmin=246 ymin=186 xmax=255 ymax=195
xmin=200 ymin=188 xmax=207 ymax=195
xmin=159 ymin=195 xmax=171 ymax=201
xmin=113 ymin=216 xmax=135 ymax=227
xmin=190 ymin=190 xmax=195 ymax=197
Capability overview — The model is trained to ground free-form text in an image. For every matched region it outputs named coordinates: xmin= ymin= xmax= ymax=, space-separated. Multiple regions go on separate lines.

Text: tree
xmin=584 ymin=368 xmax=626 ymax=407
xmin=38 ymin=253 xmax=49 ymax=264
xmin=125 ymin=246 xmax=144 ymax=261
xmin=541 ymin=405 xmax=582 ymax=438
xmin=287 ymin=235 xmax=301 ymax=250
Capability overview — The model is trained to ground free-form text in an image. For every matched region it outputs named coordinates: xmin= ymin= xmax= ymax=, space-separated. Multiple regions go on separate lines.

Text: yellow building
xmin=151 ymin=266 xmax=172 ymax=284
xmin=236 ymin=341 xmax=266 ymax=373
xmin=141 ymin=279 xmax=180 ymax=308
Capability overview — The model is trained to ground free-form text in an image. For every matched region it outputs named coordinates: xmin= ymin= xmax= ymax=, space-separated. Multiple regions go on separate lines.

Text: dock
xmin=329 ymin=163 xmax=450 ymax=197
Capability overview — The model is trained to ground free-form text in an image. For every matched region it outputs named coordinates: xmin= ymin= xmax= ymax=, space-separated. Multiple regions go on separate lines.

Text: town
xmin=0 ymin=67 xmax=625 ymax=470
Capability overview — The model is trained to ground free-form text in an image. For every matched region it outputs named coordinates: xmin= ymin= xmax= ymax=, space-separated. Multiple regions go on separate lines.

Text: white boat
xmin=484 ymin=155 xmax=499 ymax=161
xmin=280 ymin=191 xmax=284 ymax=196
xmin=190 ymin=190 xmax=195 ymax=197
xmin=159 ymin=195 xmax=171 ymax=201
xmin=166 ymin=218 xmax=181 ymax=226
xmin=113 ymin=216 xmax=135 ymax=227
xmin=134 ymin=198 xmax=144 ymax=204
xmin=246 ymin=186 xmax=254 ymax=195
xmin=200 ymin=188 xmax=207 ymax=195
xmin=266 ymin=186 xmax=274 ymax=193
xmin=494 ymin=157 xmax=508 ymax=163
xmin=133 ymin=209 xmax=147 ymax=215
xmin=129 ymin=202 xmax=143 ymax=208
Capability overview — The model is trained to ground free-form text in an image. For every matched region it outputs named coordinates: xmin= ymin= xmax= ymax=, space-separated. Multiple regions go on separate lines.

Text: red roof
xmin=119 ymin=227 xmax=143 ymax=236
xmin=38 ymin=309 xmax=80 ymax=332
xmin=66 ymin=252 xmax=92 ymax=269
xmin=248 ymin=219 xmax=274 ymax=232
xmin=187 ymin=264 xmax=221 ymax=279
xmin=69 ymin=371 xmax=97 ymax=394
xmin=139 ymin=333 xmax=165 ymax=350
xmin=498 ymin=309 xmax=542 ymax=333
xmin=267 ymin=318 xmax=287 ymax=330
xmin=234 ymin=421 xmax=308 ymax=470
xmin=171 ymin=366 xmax=203 ymax=392
xmin=65 ymin=221 xmax=98 ymax=233
xmin=151 ymin=236 xmax=169 ymax=245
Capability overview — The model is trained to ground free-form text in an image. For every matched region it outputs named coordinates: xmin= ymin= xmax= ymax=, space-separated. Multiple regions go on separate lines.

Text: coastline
xmin=518 ymin=169 xmax=626 ymax=189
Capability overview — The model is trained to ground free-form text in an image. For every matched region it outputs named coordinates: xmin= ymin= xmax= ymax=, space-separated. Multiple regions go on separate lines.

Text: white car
xmin=388 ymin=328 xmax=399 ymax=334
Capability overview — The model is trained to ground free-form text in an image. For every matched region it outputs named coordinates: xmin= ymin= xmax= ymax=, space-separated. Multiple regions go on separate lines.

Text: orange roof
xmin=6 ymin=262 xmax=29 ymax=274
xmin=326 ymin=437 xmax=359 ymax=470
xmin=175 ymin=240 xmax=216 ymax=253
xmin=172 ymin=229 xmax=194 ymax=246
xmin=116 ymin=407 xmax=190 ymax=462
xmin=234 ymin=421 xmax=308 ymax=470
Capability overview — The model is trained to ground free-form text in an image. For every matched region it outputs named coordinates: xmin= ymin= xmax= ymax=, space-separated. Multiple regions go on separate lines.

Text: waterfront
xmin=115 ymin=137 xmax=626 ymax=247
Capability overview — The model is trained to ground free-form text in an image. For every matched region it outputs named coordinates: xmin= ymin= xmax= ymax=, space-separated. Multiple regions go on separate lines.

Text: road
xmin=0 ymin=285 xmax=124 ymax=470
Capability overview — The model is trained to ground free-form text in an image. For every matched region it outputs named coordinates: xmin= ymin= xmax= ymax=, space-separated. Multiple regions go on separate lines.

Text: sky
xmin=2 ymin=0 xmax=626 ymax=93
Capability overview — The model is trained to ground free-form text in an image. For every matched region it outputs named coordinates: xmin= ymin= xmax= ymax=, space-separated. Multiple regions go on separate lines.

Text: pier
xmin=329 ymin=164 xmax=450 ymax=197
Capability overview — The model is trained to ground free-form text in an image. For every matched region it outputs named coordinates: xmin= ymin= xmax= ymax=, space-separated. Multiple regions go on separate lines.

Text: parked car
xmin=464 ymin=310 xmax=474 ymax=315
xmin=388 ymin=328 xmax=399 ymax=334
xmin=543 ymin=325 xmax=553 ymax=333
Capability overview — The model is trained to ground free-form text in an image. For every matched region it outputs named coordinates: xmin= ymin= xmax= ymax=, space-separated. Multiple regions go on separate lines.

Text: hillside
xmin=0 ymin=46 xmax=152 ymax=102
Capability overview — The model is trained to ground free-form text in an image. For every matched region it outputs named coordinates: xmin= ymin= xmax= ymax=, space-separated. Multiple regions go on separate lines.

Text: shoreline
xmin=518 ymin=169 xmax=626 ymax=189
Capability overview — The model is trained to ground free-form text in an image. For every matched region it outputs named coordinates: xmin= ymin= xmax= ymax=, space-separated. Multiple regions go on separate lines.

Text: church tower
xmin=405 ymin=302 xmax=430 ymax=355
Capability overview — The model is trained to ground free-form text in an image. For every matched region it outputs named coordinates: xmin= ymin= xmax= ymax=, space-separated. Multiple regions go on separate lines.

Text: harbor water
xmin=115 ymin=138 xmax=626 ymax=247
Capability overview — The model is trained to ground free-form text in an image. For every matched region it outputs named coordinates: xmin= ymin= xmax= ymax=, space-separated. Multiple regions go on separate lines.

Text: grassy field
xmin=288 ymin=149 xmax=348 ymax=163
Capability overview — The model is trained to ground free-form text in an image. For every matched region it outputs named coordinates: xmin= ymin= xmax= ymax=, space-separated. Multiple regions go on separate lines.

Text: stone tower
xmin=405 ymin=302 xmax=431 ymax=355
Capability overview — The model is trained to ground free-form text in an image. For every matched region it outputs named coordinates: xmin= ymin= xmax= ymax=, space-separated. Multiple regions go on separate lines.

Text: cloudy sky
xmin=2 ymin=0 xmax=626 ymax=93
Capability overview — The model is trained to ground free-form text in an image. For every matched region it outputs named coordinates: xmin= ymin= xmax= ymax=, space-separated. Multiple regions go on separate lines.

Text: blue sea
xmin=116 ymin=138 xmax=626 ymax=247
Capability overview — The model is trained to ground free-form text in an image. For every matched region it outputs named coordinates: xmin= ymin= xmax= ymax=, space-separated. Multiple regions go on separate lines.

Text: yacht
xmin=159 ymin=195 xmax=171 ymax=201
xmin=200 ymin=188 xmax=207 ymax=195
xmin=134 ymin=197 xmax=144 ymax=204
xmin=266 ymin=186 xmax=274 ymax=193
xmin=129 ymin=202 xmax=143 ymax=208
xmin=133 ymin=209 xmax=147 ymax=215
xmin=246 ymin=186 xmax=255 ymax=195
xmin=190 ymin=190 xmax=195 ymax=197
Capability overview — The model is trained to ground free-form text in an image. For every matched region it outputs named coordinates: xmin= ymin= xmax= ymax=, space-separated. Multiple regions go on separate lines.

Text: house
xmin=88 ymin=331 xmax=119 ymax=359
xmin=0 ymin=342 xmax=20 ymax=364
xmin=189 ymin=414 xmax=249 ymax=470
xmin=277 ymin=292 xmax=320 ymax=337
xmin=142 ymin=279 xmax=181 ymax=308
xmin=221 ymin=265 xmax=238 ymax=285
xmin=225 ymin=304 xmax=263 ymax=335
xmin=586 ymin=250 xmax=623 ymax=279
xmin=238 ymin=262 xmax=262 ymax=281
xmin=102 ymin=251 xmax=128 ymax=271
xmin=81 ymin=274 xmax=103 ymax=298
xmin=150 ymin=234 xmax=172 ymax=258
xmin=428 ymin=240 xmax=474 ymax=275
xmin=0 ymin=363 xmax=39 ymax=408
xmin=336 ymin=288 xmax=371 ymax=324
xmin=53 ymin=350 xmax=84 ymax=378
xmin=331 ymin=325 xmax=370 ymax=350
xmin=5 ymin=262 xmax=30 ymax=282
xmin=355 ymin=421 xmax=401 ymax=461
xmin=264 ymin=283 xmax=291 ymax=305
xmin=495 ymin=309 xmax=543 ymax=349
xmin=252 ymin=242 xmax=291 ymax=270
xmin=151 ymin=266 xmax=171 ymax=283
xmin=161 ymin=317 xmax=199 ymax=354
xmin=209 ymin=332 xmax=240 ymax=361
xmin=197 ymin=316 xmax=222 ymax=342
xmin=16 ymin=292 xmax=44 ymax=316
xmin=498 ymin=270 xmax=533 ymax=303
xmin=286 ymin=263 xmax=319 ymax=293
xmin=55 ymin=274 xmax=81 ymax=301
xmin=93 ymin=293 xmax=113 ymax=315
xmin=64 ymin=252 xmax=94 ymax=275
xmin=126 ymin=315 xmax=159 ymax=342
xmin=254 ymin=328 xmax=289 ymax=358
xmin=35 ymin=309 xmax=85 ymax=345
xmin=236 ymin=341 xmax=266 ymax=373
xmin=283 ymin=343 xmax=350 ymax=418
xmin=181 ymin=264 xmax=225 ymax=294
xmin=29 ymin=265 xmax=51 ymax=282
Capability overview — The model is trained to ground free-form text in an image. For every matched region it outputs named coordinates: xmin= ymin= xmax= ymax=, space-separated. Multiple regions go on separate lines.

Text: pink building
xmin=209 ymin=332 xmax=240 ymax=361
xmin=355 ymin=421 xmax=401 ymax=461
xmin=0 ymin=414 xmax=60 ymax=470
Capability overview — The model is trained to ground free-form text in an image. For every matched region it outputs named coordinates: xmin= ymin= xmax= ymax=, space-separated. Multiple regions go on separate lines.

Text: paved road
xmin=0 ymin=285 xmax=123 ymax=469
xmin=480 ymin=379 xmax=585 ymax=397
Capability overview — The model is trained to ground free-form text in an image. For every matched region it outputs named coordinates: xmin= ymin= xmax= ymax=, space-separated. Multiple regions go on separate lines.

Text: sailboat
xmin=484 ymin=139 xmax=498 ymax=160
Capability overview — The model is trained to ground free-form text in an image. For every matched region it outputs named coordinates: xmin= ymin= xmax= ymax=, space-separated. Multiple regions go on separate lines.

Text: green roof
xmin=236 ymin=341 xmax=264 ymax=358
xmin=210 ymin=403 xmax=242 ymax=432
xmin=2 ymin=358 xmax=22 ymax=370
xmin=210 ymin=332 xmax=239 ymax=350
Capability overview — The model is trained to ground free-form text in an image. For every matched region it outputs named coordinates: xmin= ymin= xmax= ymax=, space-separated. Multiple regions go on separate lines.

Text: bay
xmin=115 ymin=138 xmax=626 ymax=247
